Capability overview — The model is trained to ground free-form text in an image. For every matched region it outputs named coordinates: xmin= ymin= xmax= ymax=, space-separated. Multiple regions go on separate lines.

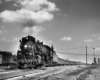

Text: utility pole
xmin=93 ymin=48 xmax=95 ymax=58
xmin=86 ymin=45 xmax=87 ymax=66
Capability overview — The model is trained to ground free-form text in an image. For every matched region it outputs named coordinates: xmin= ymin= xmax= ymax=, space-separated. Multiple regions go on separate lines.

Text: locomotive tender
xmin=17 ymin=35 xmax=58 ymax=69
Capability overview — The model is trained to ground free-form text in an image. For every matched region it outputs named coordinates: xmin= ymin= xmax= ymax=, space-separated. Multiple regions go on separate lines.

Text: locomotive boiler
xmin=17 ymin=35 xmax=58 ymax=69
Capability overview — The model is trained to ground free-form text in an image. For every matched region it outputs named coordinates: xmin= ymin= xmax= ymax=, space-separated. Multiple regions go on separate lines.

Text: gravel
xmin=86 ymin=66 xmax=100 ymax=80
xmin=38 ymin=65 xmax=97 ymax=80
xmin=37 ymin=65 xmax=87 ymax=80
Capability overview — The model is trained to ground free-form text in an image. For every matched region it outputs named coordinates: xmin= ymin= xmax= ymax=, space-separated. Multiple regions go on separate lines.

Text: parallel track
xmin=69 ymin=65 xmax=98 ymax=80
xmin=0 ymin=65 xmax=94 ymax=80
xmin=32 ymin=65 xmax=97 ymax=80
xmin=0 ymin=66 xmax=76 ymax=80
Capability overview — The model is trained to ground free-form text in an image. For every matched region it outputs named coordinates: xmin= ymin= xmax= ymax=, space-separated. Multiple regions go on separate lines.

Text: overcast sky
xmin=0 ymin=0 xmax=100 ymax=63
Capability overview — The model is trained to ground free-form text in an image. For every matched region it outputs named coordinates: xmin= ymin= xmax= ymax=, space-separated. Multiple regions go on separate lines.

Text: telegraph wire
xmin=56 ymin=46 xmax=100 ymax=50
xmin=56 ymin=52 xmax=86 ymax=55
xmin=56 ymin=51 xmax=100 ymax=56
xmin=56 ymin=46 xmax=85 ymax=50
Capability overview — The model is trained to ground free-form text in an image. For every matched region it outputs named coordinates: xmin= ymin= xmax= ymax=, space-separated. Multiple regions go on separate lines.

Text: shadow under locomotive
xmin=17 ymin=35 xmax=58 ymax=69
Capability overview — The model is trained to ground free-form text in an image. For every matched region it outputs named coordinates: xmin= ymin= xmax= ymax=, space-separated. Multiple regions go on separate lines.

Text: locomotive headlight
xmin=24 ymin=45 xmax=27 ymax=48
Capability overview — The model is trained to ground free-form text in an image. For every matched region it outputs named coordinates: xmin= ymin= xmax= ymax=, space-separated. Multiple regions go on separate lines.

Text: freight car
xmin=17 ymin=35 xmax=58 ymax=69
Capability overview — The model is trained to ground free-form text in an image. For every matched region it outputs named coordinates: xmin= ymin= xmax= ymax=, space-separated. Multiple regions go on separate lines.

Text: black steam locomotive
xmin=17 ymin=35 xmax=58 ymax=69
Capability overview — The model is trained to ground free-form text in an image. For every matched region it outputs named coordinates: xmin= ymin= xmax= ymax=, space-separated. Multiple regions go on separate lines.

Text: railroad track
xmin=0 ymin=65 xmax=92 ymax=80
xmin=5 ymin=66 xmax=69 ymax=80
xmin=0 ymin=69 xmax=44 ymax=80
xmin=30 ymin=65 xmax=97 ymax=80
xmin=65 ymin=65 xmax=98 ymax=80
xmin=69 ymin=69 xmax=90 ymax=80
xmin=0 ymin=69 xmax=21 ymax=74
xmin=25 ymin=66 xmax=70 ymax=80
xmin=0 ymin=66 xmax=77 ymax=80
xmin=0 ymin=68 xmax=35 ymax=75
xmin=72 ymin=65 xmax=98 ymax=80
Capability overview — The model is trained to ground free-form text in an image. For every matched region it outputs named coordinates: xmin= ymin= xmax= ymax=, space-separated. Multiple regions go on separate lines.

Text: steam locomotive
xmin=17 ymin=35 xmax=58 ymax=69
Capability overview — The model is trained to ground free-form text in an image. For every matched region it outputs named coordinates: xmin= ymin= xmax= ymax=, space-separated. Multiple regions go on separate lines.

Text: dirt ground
xmin=86 ymin=66 xmax=100 ymax=80
xmin=40 ymin=65 xmax=98 ymax=80
xmin=40 ymin=66 xmax=87 ymax=80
